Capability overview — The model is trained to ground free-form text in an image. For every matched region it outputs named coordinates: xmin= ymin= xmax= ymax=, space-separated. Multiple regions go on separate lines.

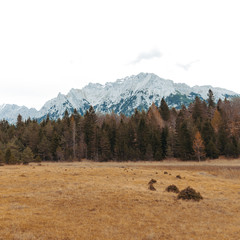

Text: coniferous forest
xmin=1 ymin=90 xmax=240 ymax=164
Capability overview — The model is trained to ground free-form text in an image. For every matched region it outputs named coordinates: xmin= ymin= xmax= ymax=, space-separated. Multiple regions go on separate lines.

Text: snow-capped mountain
xmin=0 ymin=73 xmax=239 ymax=123
xmin=0 ymin=104 xmax=38 ymax=124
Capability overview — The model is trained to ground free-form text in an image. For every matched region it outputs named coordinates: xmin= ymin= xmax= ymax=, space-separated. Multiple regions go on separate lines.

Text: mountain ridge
xmin=0 ymin=73 xmax=239 ymax=123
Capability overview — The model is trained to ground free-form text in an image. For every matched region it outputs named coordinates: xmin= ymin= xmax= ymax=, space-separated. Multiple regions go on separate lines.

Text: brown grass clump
xmin=148 ymin=179 xmax=157 ymax=191
xmin=148 ymin=179 xmax=157 ymax=185
xmin=177 ymin=186 xmax=203 ymax=201
xmin=165 ymin=184 xmax=180 ymax=193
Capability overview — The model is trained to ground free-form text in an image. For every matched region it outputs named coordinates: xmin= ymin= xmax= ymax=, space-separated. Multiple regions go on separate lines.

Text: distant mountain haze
xmin=0 ymin=73 xmax=238 ymax=123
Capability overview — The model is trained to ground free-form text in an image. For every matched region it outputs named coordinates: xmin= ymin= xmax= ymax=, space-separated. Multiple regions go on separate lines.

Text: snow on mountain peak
xmin=0 ymin=73 xmax=239 ymax=123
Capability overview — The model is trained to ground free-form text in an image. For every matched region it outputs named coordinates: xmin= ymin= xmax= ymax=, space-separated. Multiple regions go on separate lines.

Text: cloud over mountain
xmin=131 ymin=49 xmax=162 ymax=64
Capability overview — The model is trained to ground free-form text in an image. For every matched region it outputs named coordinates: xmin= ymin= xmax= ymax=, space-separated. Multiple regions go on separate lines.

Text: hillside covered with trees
xmin=1 ymin=90 xmax=240 ymax=164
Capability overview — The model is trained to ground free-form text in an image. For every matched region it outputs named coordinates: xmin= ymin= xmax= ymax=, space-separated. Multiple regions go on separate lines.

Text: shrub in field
xmin=177 ymin=186 xmax=203 ymax=201
xmin=148 ymin=179 xmax=157 ymax=185
xmin=148 ymin=179 xmax=157 ymax=191
xmin=165 ymin=184 xmax=179 ymax=193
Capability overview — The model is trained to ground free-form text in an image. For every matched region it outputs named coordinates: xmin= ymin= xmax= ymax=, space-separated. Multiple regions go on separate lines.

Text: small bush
xmin=148 ymin=179 xmax=157 ymax=191
xmin=148 ymin=184 xmax=156 ymax=191
xmin=164 ymin=171 xmax=168 ymax=174
xmin=176 ymin=175 xmax=182 ymax=179
xmin=165 ymin=184 xmax=179 ymax=193
xmin=177 ymin=186 xmax=203 ymax=201
xmin=148 ymin=179 xmax=157 ymax=185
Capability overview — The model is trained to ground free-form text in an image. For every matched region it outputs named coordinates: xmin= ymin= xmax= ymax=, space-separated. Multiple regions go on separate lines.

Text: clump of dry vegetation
xmin=177 ymin=186 xmax=203 ymax=201
xmin=165 ymin=184 xmax=180 ymax=193
xmin=148 ymin=179 xmax=157 ymax=191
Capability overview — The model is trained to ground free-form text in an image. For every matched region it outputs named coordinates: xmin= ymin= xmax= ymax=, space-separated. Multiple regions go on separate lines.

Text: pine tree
xmin=38 ymin=135 xmax=51 ymax=161
xmin=159 ymin=98 xmax=170 ymax=121
xmin=217 ymin=120 xmax=229 ymax=155
xmin=5 ymin=148 xmax=11 ymax=164
xmin=207 ymin=89 xmax=215 ymax=108
xmin=192 ymin=96 xmax=204 ymax=126
xmin=0 ymin=150 xmax=4 ymax=165
xmin=161 ymin=126 xmax=169 ymax=159
xmin=83 ymin=106 xmax=97 ymax=160
xmin=71 ymin=115 xmax=77 ymax=160
xmin=137 ymin=117 xmax=149 ymax=159
xmin=22 ymin=147 xmax=34 ymax=164
xmin=115 ymin=119 xmax=128 ymax=161
xmin=99 ymin=129 xmax=111 ymax=161
xmin=151 ymin=127 xmax=163 ymax=160
xmin=201 ymin=121 xmax=218 ymax=158
xmin=178 ymin=121 xmax=194 ymax=160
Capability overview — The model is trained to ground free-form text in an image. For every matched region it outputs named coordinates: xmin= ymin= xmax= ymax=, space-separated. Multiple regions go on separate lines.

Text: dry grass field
xmin=0 ymin=159 xmax=240 ymax=240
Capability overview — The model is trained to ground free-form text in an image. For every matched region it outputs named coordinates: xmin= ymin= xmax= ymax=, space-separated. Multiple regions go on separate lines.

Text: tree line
xmin=1 ymin=90 xmax=240 ymax=164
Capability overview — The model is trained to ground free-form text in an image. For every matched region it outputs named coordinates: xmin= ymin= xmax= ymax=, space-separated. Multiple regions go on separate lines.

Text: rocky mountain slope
xmin=0 ymin=73 xmax=238 ymax=123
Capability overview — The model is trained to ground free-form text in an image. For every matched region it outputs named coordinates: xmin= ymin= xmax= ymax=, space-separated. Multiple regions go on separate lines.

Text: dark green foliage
xmin=22 ymin=147 xmax=34 ymax=165
xmin=201 ymin=121 xmax=218 ymax=158
xmin=161 ymin=126 xmax=168 ymax=159
xmin=1 ymin=89 xmax=240 ymax=164
xmin=5 ymin=148 xmax=11 ymax=164
xmin=176 ymin=120 xmax=194 ymax=160
xmin=151 ymin=128 xmax=163 ymax=160
xmin=224 ymin=136 xmax=239 ymax=158
xmin=192 ymin=96 xmax=205 ymax=126
xmin=83 ymin=106 xmax=97 ymax=160
xmin=205 ymin=140 xmax=219 ymax=159
xmin=165 ymin=93 xmax=193 ymax=109
xmin=177 ymin=187 xmax=203 ymax=201
xmin=207 ymin=89 xmax=215 ymax=108
xmin=160 ymin=98 xmax=170 ymax=121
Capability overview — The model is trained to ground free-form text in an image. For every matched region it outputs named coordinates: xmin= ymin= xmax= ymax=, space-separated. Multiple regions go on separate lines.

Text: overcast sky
xmin=0 ymin=0 xmax=240 ymax=110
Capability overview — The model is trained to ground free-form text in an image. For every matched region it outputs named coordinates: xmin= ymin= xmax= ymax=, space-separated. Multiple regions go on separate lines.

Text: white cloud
xmin=177 ymin=60 xmax=200 ymax=71
xmin=0 ymin=0 xmax=240 ymax=109
xmin=130 ymin=49 xmax=162 ymax=65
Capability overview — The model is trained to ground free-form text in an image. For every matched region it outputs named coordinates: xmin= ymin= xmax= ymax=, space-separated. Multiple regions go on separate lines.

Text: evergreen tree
xmin=5 ymin=148 xmax=11 ymax=164
xmin=207 ymin=89 xmax=215 ymax=108
xmin=161 ymin=126 xmax=168 ymax=159
xmin=177 ymin=121 xmax=194 ymax=160
xmin=192 ymin=96 xmax=204 ymax=126
xmin=201 ymin=121 xmax=218 ymax=158
xmin=151 ymin=127 xmax=163 ymax=160
xmin=137 ymin=117 xmax=149 ymax=159
xmin=115 ymin=119 xmax=128 ymax=161
xmin=217 ymin=120 xmax=229 ymax=155
xmin=99 ymin=129 xmax=111 ymax=161
xmin=22 ymin=147 xmax=34 ymax=164
xmin=0 ymin=150 xmax=4 ymax=165
xmin=83 ymin=106 xmax=97 ymax=160
xmin=159 ymin=98 xmax=170 ymax=121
